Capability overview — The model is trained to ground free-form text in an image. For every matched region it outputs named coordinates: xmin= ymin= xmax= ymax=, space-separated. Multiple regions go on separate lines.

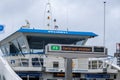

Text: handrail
xmin=9 ymin=57 xmax=43 ymax=67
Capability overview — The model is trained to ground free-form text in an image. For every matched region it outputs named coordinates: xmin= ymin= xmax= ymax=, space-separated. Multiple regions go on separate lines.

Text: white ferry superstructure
xmin=0 ymin=28 xmax=120 ymax=80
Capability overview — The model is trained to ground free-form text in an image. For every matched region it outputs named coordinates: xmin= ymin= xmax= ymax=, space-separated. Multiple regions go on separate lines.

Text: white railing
xmin=6 ymin=56 xmax=44 ymax=71
xmin=10 ymin=60 xmax=43 ymax=67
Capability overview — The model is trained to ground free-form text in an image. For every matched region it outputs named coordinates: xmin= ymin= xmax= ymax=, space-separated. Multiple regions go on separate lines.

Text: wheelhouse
xmin=0 ymin=28 xmax=97 ymax=56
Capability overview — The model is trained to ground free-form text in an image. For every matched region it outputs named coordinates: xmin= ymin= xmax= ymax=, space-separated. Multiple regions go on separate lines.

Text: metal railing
xmin=8 ymin=57 xmax=44 ymax=68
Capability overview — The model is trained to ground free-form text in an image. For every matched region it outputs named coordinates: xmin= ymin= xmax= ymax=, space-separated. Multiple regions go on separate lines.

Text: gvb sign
xmin=0 ymin=25 xmax=4 ymax=31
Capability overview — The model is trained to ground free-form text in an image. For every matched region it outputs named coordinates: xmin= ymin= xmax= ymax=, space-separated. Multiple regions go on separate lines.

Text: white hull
xmin=0 ymin=56 xmax=22 ymax=80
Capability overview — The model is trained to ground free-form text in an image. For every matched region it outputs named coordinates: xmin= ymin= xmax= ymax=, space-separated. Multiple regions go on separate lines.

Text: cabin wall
xmin=116 ymin=71 xmax=120 ymax=80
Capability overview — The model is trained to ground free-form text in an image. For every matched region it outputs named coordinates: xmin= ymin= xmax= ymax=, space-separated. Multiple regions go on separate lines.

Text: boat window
xmin=90 ymin=61 xmax=97 ymax=69
xmin=5 ymin=44 xmax=9 ymax=55
xmin=20 ymin=59 xmax=29 ymax=67
xmin=11 ymin=39 xmax=19 ymax=51
xmin=27 ymin=36 xmax=86 ymax=53
xmin=17 ymin=36 xmax=28 ymax=53
xmin=75 ymin=39 xmax=86 ymax=45
xmin=98 ymin=61 xmax=103 ymax=68
xmin=9 ymin=42 xmax=19 ymax=55
xmin=1 ymin=44 xmax=10 ymax=55
xmin=88 ymin=61 xmax=92 ymax=69
xmin=32 ymin=58 xmax=40 ymax=67
xmin=9 ymin=39 xmax=25 ymax=55
xmin=32 ymin=58 xmax=44 ymax=67
xmin=53 ymin=61 xmax=59 ymax=68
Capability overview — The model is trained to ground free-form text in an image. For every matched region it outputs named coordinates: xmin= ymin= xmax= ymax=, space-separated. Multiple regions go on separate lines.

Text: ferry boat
xmin=0 ymin=1 xmax=120 ymax=80
xmin=0 ymin=27 xmax=119 ymax=80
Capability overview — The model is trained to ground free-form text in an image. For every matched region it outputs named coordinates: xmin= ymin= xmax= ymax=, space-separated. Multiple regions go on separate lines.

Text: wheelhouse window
xmin=9 ymin=36 xmax=28 ymax=55
xmin=0 ymin=36 xmax=29 ymax=56
xmin=27 ymin=36 xmax=87 ymax=54
xmin=0 ymin=44 xmax=9 ymax=55
xmin=17 ymin=36 xmax=28 ymax=53
xmin=0 ymin=46 xmax=6 ymax=55
xmin=9 ymin=42 xmax=19 ymax=55
xmin=27 ymin=36 xmax=45 ymax=53
xmin=75 ymin=40 xmax=86 ymax=45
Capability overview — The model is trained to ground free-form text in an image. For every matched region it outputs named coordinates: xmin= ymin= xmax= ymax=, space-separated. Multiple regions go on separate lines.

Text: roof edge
xmin=17 ymin=28 xmax=98 ymax=37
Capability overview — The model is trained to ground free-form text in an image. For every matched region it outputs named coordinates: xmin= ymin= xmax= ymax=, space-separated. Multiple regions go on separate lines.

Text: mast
xmin=44 ymin=0 xmax=58 ymax=30
xmin=44 ymin=0 xmax=52 ymax=29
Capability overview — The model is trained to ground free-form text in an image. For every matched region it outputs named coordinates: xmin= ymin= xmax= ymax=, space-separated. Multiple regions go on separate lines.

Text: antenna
xmin=103 ymin=1 xmax=106 ymax=47
xmin=22 ymin=20 xmax=30 ymax=28
xmin=44 ymin=0 xmax=52 ymax=30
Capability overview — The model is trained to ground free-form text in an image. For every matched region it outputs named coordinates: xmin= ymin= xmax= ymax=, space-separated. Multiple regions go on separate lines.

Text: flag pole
xmin=103 ymin=1 xmax=106 ymax=47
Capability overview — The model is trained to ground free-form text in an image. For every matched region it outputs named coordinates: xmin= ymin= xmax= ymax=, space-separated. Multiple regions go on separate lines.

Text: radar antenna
xmin=22 ymin=20 xmax=30 ymax=28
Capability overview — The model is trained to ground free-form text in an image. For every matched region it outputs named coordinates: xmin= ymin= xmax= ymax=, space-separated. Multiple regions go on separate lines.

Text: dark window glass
xmin=53 ymin=62 xmax=59 ymax=68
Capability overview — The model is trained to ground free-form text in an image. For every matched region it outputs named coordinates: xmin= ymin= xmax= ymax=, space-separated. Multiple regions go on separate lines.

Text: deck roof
xmin=17 ymin=28 xmax=98 ymax=37
xmin=0 ymin=28 xmax=98 ymax=46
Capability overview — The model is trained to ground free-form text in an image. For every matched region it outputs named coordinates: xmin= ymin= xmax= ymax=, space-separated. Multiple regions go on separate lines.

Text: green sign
xmin=51 ymin=45 xmax=61 ymax=50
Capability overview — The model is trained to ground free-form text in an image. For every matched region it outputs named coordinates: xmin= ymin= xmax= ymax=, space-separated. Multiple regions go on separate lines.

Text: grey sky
xmin=0 ymin=0 xmax=120 ymax=56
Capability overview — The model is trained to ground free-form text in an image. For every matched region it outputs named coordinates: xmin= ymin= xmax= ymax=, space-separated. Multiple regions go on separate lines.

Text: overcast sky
xmin=0 ymin=0 xmax=120 ymax=56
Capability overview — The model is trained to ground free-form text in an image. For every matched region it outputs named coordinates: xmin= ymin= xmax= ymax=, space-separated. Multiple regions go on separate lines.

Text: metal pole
xmin=27 ymin=75 xmax=29 ymax=80
xmin=65 ymin=58 xmax=72 ymax=80
xmin=103 ymin=1 xmax=106 ymax=47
